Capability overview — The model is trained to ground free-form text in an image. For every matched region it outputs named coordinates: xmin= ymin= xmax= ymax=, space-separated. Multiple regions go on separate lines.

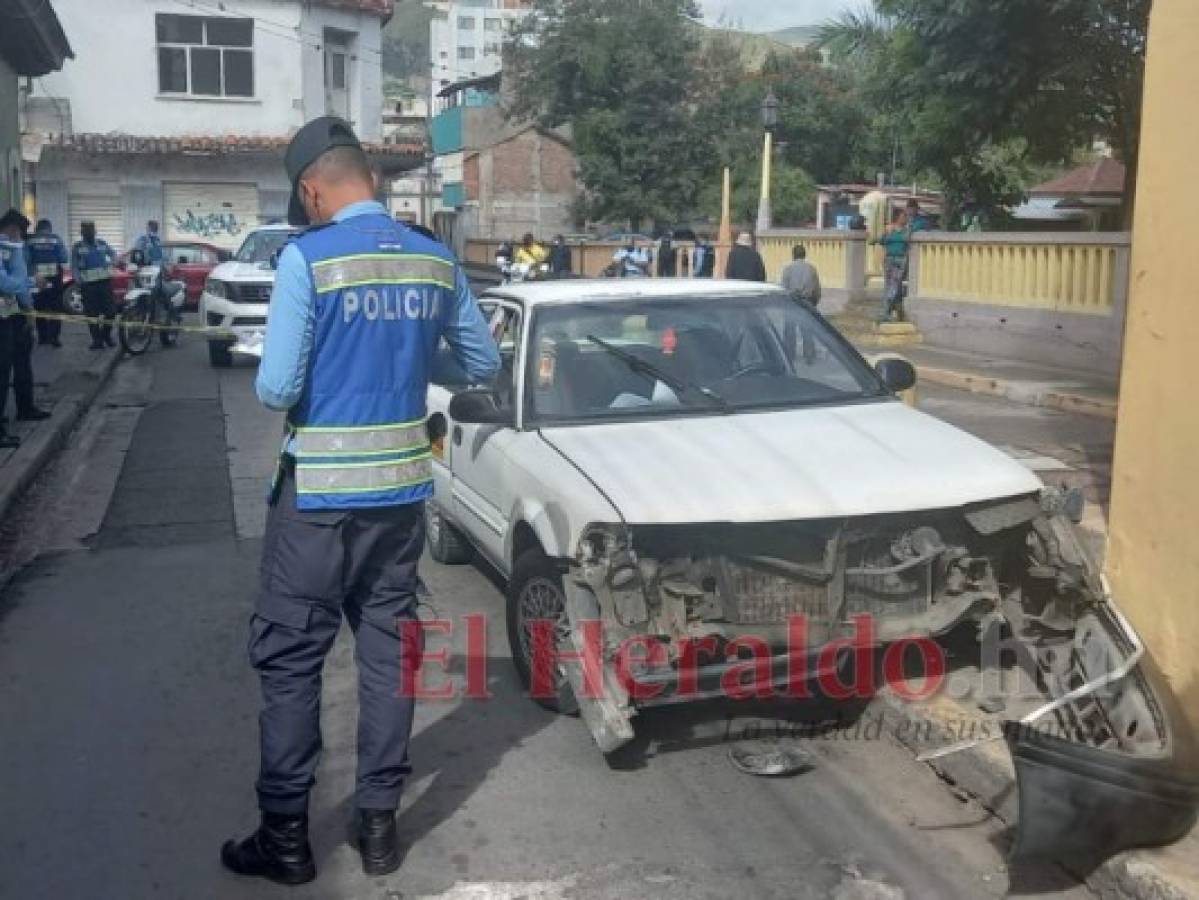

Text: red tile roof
xmin=1030 ymin=158 xmax=1126 ymax=197
xmin=50 ymin=133 xmax=423 ymax=159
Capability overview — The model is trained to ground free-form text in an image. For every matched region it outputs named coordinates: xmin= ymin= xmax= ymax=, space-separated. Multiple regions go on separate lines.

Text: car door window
xmin=431 ymin=301 xmax=522 ymax=401
xmin=480 ymin=302 xmax=521 ymax=408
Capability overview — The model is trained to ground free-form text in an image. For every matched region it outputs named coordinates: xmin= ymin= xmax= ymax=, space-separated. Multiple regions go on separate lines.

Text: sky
xmin=698 ymin=0 xmax=855 ymax=32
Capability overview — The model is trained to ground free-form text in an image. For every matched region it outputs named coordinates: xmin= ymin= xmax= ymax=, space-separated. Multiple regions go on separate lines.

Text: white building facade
xmin=427 ymin=0 xmax=528 ymax=110
xmin=25 ymin=0 xmax=416 ymax=252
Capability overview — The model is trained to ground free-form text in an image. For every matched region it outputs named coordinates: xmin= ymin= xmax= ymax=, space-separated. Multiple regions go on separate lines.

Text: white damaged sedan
xmin=426 ymin=279 xmax=1199 ymax=867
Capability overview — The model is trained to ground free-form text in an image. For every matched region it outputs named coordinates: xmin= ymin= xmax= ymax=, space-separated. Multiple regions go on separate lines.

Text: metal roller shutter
xmin=68 ymin=183 xmax=125 ymax=253
xmin=163 ymin=183 xmax=260 ymax=253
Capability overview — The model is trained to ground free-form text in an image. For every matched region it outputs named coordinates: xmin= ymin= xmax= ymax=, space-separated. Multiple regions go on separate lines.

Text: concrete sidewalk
xmin=0 ymin=322 xmax=121 ymax=525
xmin=882 ymin=343 xmax=1120 ymax=420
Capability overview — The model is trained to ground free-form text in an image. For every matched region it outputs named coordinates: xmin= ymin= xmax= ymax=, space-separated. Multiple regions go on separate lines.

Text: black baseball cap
xmin=285 ymin=116 xmax=364 ymax=227
xmin=0 ymin=208 xmax=30 ymax=235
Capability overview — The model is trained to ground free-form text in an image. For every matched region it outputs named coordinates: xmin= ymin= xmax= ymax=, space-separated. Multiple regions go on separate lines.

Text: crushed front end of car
xmin=547 ymin=488 xmax=1199 ymax=866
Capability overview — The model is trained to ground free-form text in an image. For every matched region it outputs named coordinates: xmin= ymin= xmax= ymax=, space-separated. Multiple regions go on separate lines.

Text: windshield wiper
xmin=584 ymin=335 xmax=730 ymax=412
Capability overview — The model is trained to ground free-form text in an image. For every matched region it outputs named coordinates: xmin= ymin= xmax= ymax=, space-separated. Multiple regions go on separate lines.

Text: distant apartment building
xmin=426 ymin=0 xmax=530 ymax=110
xmin=23 ymin=0 xmax=420 ymax=252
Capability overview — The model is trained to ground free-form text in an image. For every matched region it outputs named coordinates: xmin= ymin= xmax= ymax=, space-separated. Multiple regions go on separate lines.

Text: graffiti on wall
xmin=172 ymin=209 xmax=245 ymax=240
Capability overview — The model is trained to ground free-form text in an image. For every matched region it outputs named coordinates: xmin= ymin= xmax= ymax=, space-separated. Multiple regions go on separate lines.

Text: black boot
xmin=221 ymin=813 xmax=316 ymax=886
xmin=353 ymin=809 xmax=400 ymax=876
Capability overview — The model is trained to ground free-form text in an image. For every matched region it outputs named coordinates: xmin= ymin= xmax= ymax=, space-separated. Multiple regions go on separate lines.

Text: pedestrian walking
xmin=133 ymin=219 xmax=164 ymax=265
xmin=71 ymin=221 xmax=117 ymax=350
xmin=726 ymin=232 xmax=766 ymax=282
xmin=779 ymin=244 xmax=822 ymax=306
xmin=0 ymin=209 xmax=37 ymax=447
xmin=874 ymin=209 xmax=910 ymax=322
xmin=220 ymin=116 xmax=500 ymax=887
xmin=548 ymin=234 xmax=572 ymax=275
xmin=27 ymin=219 xmax=68 ymax=347
xmin=694 ymin=237 xmax=715 ymax=278
xmin=657 ymin=233 xmax=676 ymax=277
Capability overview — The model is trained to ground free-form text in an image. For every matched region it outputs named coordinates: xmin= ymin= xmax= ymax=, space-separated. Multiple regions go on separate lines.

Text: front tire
xmin=208 ymin=340 xmax=233 ymax=367
xmin=117 ymin=304 xmax=153 ymax=356
xmin=507 ymin=548 xmax=572 ymax=712
xmin=425 ymin=502 xmax=473 ymax=565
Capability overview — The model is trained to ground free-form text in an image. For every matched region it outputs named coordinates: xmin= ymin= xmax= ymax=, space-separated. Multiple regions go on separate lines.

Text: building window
xmin=458 ymin=46 xmax=476 ymax=60
xmin=484 ymin=18 xmax=502 ymax=31
xmin=484 ymin=42 xmax=501 ymax=56
xmin=458 ymin=16 xmax=476 ymax=29
xmin=156 ymin=14 xmax=254 ymax=98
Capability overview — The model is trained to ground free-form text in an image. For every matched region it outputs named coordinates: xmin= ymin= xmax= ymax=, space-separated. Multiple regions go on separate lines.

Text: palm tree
xmin=816 ymin=6 xmax=896 ymax=65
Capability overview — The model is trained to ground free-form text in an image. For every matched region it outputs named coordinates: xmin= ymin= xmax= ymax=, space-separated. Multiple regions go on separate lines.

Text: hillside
xmin=768 ymin=25 xmax=822 ymax=48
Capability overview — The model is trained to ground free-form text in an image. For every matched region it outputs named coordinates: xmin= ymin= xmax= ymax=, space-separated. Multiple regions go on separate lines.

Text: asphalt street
xmin=0 ymin=329 xmax=1101 ymax=899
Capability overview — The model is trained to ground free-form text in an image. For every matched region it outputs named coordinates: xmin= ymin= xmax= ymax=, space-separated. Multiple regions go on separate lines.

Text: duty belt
xmin=35 ymin=263 xmax=60 ymax=278
xmin=291 ymin=420 xmax=432 ymax=497
xmin=79 ymin=266 xmax=113 ymax=283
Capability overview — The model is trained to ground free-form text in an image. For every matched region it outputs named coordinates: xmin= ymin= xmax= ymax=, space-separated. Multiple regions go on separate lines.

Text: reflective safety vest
xmin=27 ymin=233 xmax=67 ymax=281
xmin=73 ymin=239 xmax=114 ymax=283
xmin=0 ymin=240 xmax=22 ymax=318
xmin=287 ymin=211 xmax=457 ymax=511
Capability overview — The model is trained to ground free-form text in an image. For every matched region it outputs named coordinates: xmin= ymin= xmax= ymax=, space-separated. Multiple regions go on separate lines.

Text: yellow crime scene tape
xmin=20 ymin=309 xmax=242 ymax=338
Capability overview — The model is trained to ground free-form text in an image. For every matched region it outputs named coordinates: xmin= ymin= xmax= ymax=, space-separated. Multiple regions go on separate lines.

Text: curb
xmin=873 ymin=688 xmax=1198 ymax=898
xmin=0 ymin=349 xmax=121 ymax=524
xmin=914 ymin=364 xmax=1118 ymax=420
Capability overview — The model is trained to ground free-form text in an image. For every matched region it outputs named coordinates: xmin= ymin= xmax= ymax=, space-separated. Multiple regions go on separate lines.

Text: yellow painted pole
xmin=716 ymin=166 xmax=732 ymax=278
xmin=756 ymin=131 xmax=773 ymax=234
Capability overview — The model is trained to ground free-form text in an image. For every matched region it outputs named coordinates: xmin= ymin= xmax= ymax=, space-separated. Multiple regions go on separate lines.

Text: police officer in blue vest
xmin=221 ymin=118 xmax=500 ymax=887
xmin=133 ymin=220 xmax=164 ymax=266
xmin=71 ymin=221 xmax=118 ymax=350
xmin=27 ymin=219 xmax=68 ymax=348
xmin=0 ymin=209 xmax=37 ymax=447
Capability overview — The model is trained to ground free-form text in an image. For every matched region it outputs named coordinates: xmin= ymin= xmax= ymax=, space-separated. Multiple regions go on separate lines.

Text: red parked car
xmin=63 ymin=240 xmax=230 ymax=313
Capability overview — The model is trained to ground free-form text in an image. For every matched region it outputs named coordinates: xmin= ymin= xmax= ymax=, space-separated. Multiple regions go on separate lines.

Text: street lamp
xmin=757 ymin=89 xmax=780 ymax=234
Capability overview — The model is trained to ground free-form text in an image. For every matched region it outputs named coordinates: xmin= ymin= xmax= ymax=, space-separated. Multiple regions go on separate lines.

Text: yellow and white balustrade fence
xmin=757 ymin=232 xmax=851 ymax=290
xmin=912 ymin=233 xmax=1130 ymax=317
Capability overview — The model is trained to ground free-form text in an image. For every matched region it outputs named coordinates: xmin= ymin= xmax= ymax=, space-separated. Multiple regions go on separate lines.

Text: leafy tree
xmin=820 ymin=0 xmax=1149 ymax=224
xmin=506 ymin=0 xmax=707 ymax=229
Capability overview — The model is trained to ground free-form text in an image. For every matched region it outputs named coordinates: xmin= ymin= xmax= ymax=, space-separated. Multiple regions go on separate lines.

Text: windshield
xmin=526 ymin=293 xmax=888 ymax=424
xmin=235 ymin=230 xmax=294 ymax=263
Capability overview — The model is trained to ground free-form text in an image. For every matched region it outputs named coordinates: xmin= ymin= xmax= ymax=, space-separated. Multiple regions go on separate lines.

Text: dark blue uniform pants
xmin=251 ymin=471 xmax=425 ymax=816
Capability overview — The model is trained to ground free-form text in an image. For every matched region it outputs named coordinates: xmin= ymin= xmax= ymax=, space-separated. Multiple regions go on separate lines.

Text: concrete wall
xmin=0 ymin=56 xmax=20 ymax=212
xmin=1105 ymin=0 xmax=1199 ymax=730
xmin=34 ymin=0 xmax=383 ymax=140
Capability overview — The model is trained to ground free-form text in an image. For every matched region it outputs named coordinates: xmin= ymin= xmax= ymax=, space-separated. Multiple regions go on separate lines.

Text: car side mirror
xmin=449 ymin=388 xmax=514 ymax=427
xmin=875 ymin=358 xmax=917 ymax=393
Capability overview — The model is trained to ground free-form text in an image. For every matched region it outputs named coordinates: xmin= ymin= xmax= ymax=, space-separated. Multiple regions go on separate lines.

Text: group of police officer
xmin=0 ymin=207 xmax=158 ymax=447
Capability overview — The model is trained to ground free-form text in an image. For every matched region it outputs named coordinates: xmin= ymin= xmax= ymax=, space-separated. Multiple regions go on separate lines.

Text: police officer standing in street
xmin=133 ymin=219 xmax=164 ymax=266
xmin=221 ymin=117 xmax=499 ymax=887
xmin=71 ymin=220 xmax=118 ymax=350
xmin=27 ymin=219 xmax=68 ymax=348
xmin=0 ymin=209 xmax=50 ymax=430
xmin=0 ymin=209 xmax=36 ymax=447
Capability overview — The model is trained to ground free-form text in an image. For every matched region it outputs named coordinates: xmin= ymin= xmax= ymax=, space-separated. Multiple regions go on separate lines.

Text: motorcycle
xmin=117 ymin=255 xmax=185 ymax=356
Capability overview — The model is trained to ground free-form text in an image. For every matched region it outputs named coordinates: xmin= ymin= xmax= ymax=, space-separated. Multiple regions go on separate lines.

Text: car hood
xmin=538 ymin=401 xmax=1042 ymax=524
xmin=210 ymin=261 xmax=276 ymax=283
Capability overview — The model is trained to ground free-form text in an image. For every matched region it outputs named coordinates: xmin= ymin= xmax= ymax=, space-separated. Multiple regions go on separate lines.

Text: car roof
xmin=482 ymin=278 xmax=789 ymax=307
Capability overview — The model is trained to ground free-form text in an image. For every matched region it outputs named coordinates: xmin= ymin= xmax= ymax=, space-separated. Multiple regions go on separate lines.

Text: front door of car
xmin=447 ymin=301 xmax=523 ymax=567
